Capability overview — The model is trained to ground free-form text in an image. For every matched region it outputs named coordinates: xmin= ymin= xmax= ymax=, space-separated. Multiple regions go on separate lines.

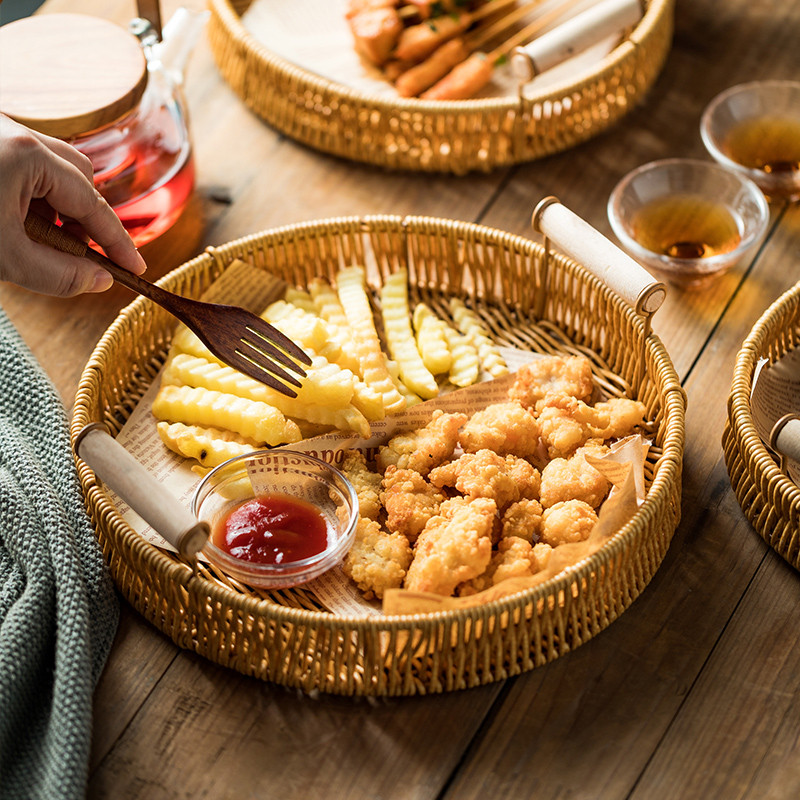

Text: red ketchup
xmin=213 ymin=494 xmax=330 ymax=565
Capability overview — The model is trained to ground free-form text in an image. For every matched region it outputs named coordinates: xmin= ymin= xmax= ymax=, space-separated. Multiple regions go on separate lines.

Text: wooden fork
xmin=24 ymin=212 xmax=312 ymax=397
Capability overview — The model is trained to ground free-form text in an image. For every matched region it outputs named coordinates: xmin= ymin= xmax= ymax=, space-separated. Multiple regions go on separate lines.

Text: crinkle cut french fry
xmin=162 ymin=353 xmax=370 ymax=436
xmin=170 ymin=325 xmax=223 ymax=364
xmin=157 ymin=421 xmax=257 ymax=468
xmin=449 ymin=297 xmax=509 ymax=378
xmin=412 ymin=303 xmax=452 ymax=375
xmin=308 ymin=277 xmax=363 ymax=375
xmin=283 ymin=286 xmax=316 ymax=313
xmin=309 ymin=277 xmax=348 ymax=328
xmin=261 ymin=300 xmax=333 ymax=355
xmin=351 ymin=378 xmax=386 ymax=422
xmin=153 ymin=384 xmax=302 ymax=446
xmin=336 ymin=266 xmax=405 ymax=414
xmin=380 ymin=269 xmax=438 ymax=399
xmin=442 ymin=324 xmax=480 ymax=387
xmin=169 ymin=328 xmax=356 ymax=408
xmin=261 ymin=300 xmax=346 ymax=366
xmin=386 ymin=357 xmax=423 ymax=407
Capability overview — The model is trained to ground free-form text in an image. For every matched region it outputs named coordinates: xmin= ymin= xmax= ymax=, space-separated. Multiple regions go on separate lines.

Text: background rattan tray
xmin=723 ymin=281 xmax=800 ymax=569
xmin=206 ymin=0 xmax=675 ymax=174
xmin=72 ymin=212 xmax=685 ymax=695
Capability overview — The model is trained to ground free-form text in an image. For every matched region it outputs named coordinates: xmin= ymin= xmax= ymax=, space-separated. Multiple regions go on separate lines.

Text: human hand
xmin=0 ymin=113 xmax=146 ymax=297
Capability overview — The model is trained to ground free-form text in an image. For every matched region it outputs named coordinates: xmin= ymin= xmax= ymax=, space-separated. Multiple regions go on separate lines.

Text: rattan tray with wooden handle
xmin=723 ymin=281 xmax=800 ymax=569
xmin=72 ymin=202 xmax=685 ymax=695
xmin=206 ymin=0 xmax=674 ymax=174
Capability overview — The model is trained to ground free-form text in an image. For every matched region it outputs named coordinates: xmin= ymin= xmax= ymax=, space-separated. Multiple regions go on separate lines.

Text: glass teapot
xmin=0 ymin=8 xmax=207 ymax=247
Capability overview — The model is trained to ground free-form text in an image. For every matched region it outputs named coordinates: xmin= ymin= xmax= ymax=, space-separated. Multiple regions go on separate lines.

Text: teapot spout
xmin=159 ymin=7 xmax=210 ymax=83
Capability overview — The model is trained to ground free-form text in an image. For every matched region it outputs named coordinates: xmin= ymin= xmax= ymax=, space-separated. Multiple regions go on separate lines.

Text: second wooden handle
xmin=532 ymin=197 xmax=666 ymax=316
xmin=512 ymin=0 xmax=643 ymax=80
xmin=76 ymin=424 xmax=209 ymax=557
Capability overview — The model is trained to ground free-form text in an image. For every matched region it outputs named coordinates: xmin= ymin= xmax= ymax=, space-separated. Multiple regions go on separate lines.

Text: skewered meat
xmin=421 ymin=52 xmax=494 ymax=100
xmin=394 ymin=11 xmax=472 ymax=62
xmin=349 ymin=6 xmax=404 ymax=66
xmin=395 ymin=37 xmax=470 ymax=98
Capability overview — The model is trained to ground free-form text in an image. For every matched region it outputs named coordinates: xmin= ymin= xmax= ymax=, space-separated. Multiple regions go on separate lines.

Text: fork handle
xmin=24 ymin=211 xmax=178 ymax=309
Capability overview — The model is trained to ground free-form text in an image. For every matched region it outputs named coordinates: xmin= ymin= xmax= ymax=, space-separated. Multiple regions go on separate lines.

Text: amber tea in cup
xmin=608 ymin=158 xmax=769 ymax=289
xmin=701 ymin=81 xmax=800 ymax=202
xmin=630 ymin=194 xmax=742 ymax=261
xmin=721 ymin=116 xmax=800 ymax=179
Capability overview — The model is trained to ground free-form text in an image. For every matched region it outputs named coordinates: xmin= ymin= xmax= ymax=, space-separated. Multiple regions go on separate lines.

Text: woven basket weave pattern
xmin=73 ymin=216 xmax=684 ymax=695
xmin=723 ymin=282 xmax=800 ymax=569
xmin=206 ymin=0 xmax=674 ymax=174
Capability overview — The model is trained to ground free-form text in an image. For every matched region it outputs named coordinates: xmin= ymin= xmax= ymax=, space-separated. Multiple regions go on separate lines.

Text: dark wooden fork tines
xmin=25 ymin=212 xmax=311 ymax=397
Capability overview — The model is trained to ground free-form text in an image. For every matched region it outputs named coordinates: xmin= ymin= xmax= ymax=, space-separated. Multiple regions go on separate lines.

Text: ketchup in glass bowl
xmin=192 ymin=450 xmax=358 ymax=589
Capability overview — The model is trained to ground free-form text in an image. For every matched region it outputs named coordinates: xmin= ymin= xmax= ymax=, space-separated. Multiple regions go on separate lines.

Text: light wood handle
xmin=771 ymin=415 xmax=800 ymax=466
xmin=532 ymin=197 xmax=666 ymax=316
xmin=76 ymin=424 xmax=209 ymax=557
xmin=511 ymin=0 xmax=643 ymax=81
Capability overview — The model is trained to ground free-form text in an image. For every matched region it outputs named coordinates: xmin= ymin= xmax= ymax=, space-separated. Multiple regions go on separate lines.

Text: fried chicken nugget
xmin=540 ymin=500 xmax=598 ymax=547
xmin=377 ymin=408 xmax=467 ymax=475
xmin=340 ymin=450 xmax=383 ymax=521
xmin=404 ymin=497 xmax=496 ymax=596
xmin=508 ymin=355 xmax=594 ymax=410
xmin=536 ymin=395 xmax=603 ymax=459
xmin=590 ymin=398 xmax=647 ymax=440
xmin=539 ymin=447 xmax=610 ymax=510
xmin=500 ymin=498 xmax=543 ymax=543
xmin=381 ymin=465 xmax=445 ymax=543
xmin=457 ymin=535 xmax=555 ymax=596
xmin=458 ymin=400 xmax=540 ymax=458
xmin=429 ymin=450 xmax=540 ymax=509
xmin=342 ymin=517 xmax=413 ymax=600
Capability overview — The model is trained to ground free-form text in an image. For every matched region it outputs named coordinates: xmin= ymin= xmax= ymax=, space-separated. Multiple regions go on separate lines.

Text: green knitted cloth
xmin=0 ymin=307 xmax=119 ymax=799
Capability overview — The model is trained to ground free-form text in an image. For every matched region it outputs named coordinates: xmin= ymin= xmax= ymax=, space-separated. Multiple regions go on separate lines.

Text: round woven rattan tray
xmin=723 ymin=281 xmax=800 ymax=569
xmin=206 ymin=0 xmax=674 ymax=174
xmin=73 ymin=214 xmax=685 ymax=695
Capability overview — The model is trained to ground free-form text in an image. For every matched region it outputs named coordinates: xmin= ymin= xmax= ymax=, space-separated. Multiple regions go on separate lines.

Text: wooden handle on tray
xmin=771 ymin=415 xmax=800 ymax=467
xmin=511 ymin=0 xmax=644 ymax=81
xmin=532 ymin=196 xmax=666 ymax=316
xmin=75 ymin=424 xmax=209 ymax=557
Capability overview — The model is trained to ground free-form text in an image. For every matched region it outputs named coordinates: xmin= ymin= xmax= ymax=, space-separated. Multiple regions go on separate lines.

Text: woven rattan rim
xmin=723 ymin=281 xmax=800 ymax=568
xmin=206 ymin=0 xmax=675 ymax=173
xmin=73 ymin=214 xmax=685 ymax=694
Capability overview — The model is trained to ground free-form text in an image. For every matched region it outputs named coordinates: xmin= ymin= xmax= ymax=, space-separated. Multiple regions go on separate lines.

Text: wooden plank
xmin=88 ymin=651 xmax=502 ymax=799
xmin=90 ymin=605 xmax=179 ymax=773
xmin=631 ymin=552 xmax=800 ymax=800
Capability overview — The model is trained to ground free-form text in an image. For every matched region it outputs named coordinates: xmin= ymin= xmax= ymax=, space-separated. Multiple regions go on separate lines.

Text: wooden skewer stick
xmin=468 ymin=0 xmax=552 ymax=51
xmin=468 ymin=0 xmax=525 ymax=24
xmin=398 ymin=0 xmax=518 ymax=23
xmin=481 ymin=0 xmax=586 ymax=59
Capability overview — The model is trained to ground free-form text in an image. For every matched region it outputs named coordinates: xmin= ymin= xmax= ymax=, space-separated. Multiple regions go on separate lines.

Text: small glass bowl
xmin=700 ymin=80 xmax=800 ymax=202
xmin=192 ymin=449 xmax=358 ymax=589
xmin=608 ymin=158 xmax=769 ymax=288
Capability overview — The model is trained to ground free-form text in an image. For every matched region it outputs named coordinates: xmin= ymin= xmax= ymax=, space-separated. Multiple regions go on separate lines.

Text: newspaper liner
xmin=750 ymin=347 xmax=800 ymax=486
xmin=109 ymin=260 xmax=649 ymax=617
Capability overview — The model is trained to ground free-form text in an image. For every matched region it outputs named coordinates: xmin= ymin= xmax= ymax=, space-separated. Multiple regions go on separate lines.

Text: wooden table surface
xmin=3 ymin=1 xmax=800 ymax=797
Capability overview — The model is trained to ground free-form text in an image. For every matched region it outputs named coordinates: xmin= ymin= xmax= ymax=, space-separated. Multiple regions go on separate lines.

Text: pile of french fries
xmin=153 ymin=266 xmax=509 ymax=471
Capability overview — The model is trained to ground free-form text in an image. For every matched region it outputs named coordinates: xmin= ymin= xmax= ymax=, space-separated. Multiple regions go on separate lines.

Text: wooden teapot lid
xmin=0 ymin=13 xmax=148 ymax=139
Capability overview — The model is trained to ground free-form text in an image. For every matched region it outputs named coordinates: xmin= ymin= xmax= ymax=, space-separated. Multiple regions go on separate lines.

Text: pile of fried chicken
xmin=340 ymin=354 xmax=647 ymax=600
xmin=346 ymin=0 xmax=497 ymax=99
